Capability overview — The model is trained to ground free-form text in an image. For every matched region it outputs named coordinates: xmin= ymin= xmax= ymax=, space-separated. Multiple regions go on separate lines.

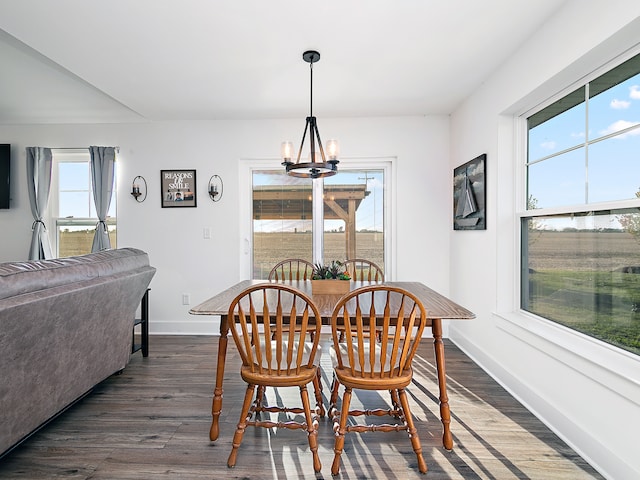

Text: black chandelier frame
xmin=282 ymin=50 xmax=339 ymax=179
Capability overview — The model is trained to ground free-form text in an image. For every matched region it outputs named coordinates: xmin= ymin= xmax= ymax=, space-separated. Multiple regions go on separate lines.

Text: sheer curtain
xmin=26 ymin=147 xmax=53 ymax=260
xmin=89 ymin=146 xmax=116 ymax=252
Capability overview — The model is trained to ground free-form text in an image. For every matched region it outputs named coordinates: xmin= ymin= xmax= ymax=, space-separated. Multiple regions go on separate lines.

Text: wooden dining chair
xmin=225 ymin=283 xmax=323 ymax=472
xmin=343 ymin=258 xmax=384 ymax=282
xmin=340 ymin=259 xmax=385 ymax=342
xmin=328 ymin=285 xmax=428 ymax=475
xmin=268 ymin=258 xmax=315 ymax=281
xmin=268 ymin=258 xmax=323 ymax=404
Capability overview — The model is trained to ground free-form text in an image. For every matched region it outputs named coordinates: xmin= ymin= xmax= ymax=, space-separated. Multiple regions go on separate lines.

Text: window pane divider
xmin=519 ymin=198 xmax=640 ymax=219
xmin=56 ymin=217 xmax=116 ymax=226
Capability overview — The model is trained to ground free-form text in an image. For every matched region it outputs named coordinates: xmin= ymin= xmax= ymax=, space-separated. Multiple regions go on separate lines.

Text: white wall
xmin=0 ymin=115 xmax=451 ymax=334
xmin=449 ymin=1 xmax=640 ymax=479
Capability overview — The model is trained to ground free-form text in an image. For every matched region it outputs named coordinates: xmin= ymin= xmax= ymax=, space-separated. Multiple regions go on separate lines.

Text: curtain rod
xmin=50 ymin=146 xmax=120 ymax=153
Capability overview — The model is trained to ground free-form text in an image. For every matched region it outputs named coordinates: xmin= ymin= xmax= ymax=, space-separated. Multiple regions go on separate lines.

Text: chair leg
xmin=390 ymin=388 xmax=401 ymax=417
xmin=331 ymin=386 xmax=352 ymax=476
xmin=398 ymin=388 xmax=427 ymax=474
xmin=328 ymin=372 xmax=341 ymax=418
xmin=313 ymin=369 xmax=325 ymax=417
xmin=252 ymin=385 xmax=266 ymax=419
xmin=300 ymin=384 xmax=322 ymax=473
xmin=227 ymin=384 xmax=256 ymax=468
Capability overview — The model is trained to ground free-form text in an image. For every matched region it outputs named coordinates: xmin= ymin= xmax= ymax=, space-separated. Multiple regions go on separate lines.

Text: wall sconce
xmin=208 ymin=175 xmax=223 ymax=202
xmin=131 ymin=176 xmax=147 ymax=202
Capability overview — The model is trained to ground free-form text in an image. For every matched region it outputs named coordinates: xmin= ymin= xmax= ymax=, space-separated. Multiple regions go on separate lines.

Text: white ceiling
xmin=0 ymin=0 xmax=567 ymax=124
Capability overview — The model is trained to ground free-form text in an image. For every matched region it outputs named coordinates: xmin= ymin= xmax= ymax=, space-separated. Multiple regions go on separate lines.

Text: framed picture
xmin=453 ymin=154 xmax=486 ymax=230
xmin=161 ymin=169 xmax=197 ymax=208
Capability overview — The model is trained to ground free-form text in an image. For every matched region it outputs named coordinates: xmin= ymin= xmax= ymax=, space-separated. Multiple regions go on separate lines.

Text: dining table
xmin=189 ymin=279 xmax=475 ymax=451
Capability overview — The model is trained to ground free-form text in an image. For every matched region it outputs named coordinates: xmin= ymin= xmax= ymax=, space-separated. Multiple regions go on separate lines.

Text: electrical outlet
xmin=203 ymin=227 xmax=211 ymax=239
xmin=182 ymin=294 xmax=190 ymax=305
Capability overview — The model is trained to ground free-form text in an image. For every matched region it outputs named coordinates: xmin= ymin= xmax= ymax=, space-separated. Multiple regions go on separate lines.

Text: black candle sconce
xmin=131 ymin=176 xmax=147 ymax=203
xmin=208 ymin=175 xmax=223 ymax=202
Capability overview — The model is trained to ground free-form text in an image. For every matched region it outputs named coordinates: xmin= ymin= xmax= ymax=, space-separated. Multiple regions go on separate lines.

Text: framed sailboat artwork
xmin=453 ymin=154 xmax=486 ymax=230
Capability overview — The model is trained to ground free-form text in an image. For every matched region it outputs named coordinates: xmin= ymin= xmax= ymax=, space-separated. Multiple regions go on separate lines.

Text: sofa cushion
xmin=0 ymin=248 xmax=151 ymax=301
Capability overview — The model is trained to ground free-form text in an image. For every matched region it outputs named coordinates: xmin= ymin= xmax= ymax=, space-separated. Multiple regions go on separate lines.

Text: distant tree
xmin=526 ymin=195 xmax=545 ymax=245
xmin=618 ymin=188 xmax=640 ymax=244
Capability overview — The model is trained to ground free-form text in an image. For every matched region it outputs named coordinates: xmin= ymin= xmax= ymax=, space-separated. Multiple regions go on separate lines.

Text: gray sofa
xmin=0 ymin=248 xmax=156 ymax=457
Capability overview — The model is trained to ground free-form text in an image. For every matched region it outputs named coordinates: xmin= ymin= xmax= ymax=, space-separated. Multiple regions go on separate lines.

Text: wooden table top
xmin=190 ymin=280 xmax=475 ymax=321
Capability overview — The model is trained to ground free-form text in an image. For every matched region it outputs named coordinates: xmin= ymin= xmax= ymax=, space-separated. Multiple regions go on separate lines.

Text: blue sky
xmin=528 ymin=71 xmax=640 ymax=211
xmin=58 ymin=160 xmax=117 ymax=220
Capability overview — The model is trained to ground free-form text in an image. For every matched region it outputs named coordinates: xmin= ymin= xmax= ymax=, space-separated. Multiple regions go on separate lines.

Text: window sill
xmin=495 ymin=310 xmax=640 ymax=405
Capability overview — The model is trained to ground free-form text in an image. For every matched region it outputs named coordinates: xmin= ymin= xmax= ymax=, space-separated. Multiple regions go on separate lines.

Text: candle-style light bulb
xmin=281 ymin=141 xmax=294 ymax=163
xmin=326 ymin=139 xmax=339 ymax=161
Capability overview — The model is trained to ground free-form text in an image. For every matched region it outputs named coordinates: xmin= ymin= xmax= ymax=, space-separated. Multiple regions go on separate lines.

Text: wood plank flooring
xmin=0 ymin=335 xmax=604 ymax=479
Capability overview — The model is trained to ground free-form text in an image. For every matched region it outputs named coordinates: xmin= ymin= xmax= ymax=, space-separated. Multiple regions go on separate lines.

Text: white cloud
xmin=367 ymin=178 xmax=384 ymax=188
xmin=571 ymin=131 xmax=585 ymax=139
xmin=600 ymin=119 xmax=640 ymax=138
xmin=611 ymin=99 xmax=630 ymax=109
xmin=540 ymin=140 xmax=556 ymax=149
xmin=630 ymin=85 xmax=640 ymax=100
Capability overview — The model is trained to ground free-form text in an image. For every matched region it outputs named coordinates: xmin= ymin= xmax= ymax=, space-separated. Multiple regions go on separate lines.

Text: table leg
xmin=432 ymin=318 xmax=453 ymax=450
xmin=210 ymin=314 xmax=229 ymax=441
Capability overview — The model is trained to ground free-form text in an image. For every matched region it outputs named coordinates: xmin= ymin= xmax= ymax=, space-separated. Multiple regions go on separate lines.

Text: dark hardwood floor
xmin=0 ymin=335 xmax=603 ymax=479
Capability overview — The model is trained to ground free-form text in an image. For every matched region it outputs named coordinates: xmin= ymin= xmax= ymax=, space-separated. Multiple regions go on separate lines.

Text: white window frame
xmin=239 ymin=157 xmax=396 ymax=280
xmin=516 ymin=47 xmax=640 ymax=355
xmin=49 ymin=150 xmax=117 ymax=258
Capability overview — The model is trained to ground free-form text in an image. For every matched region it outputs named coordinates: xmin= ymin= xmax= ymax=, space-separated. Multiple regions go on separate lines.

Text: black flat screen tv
xmin=0 ymin=144 xmax=10 ymax=209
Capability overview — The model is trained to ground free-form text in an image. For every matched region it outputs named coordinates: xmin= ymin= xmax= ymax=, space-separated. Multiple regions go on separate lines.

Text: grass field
xmin=59 ymin=229 xmax=117 ymax=258
xmin=526 ymin=230 xmax=640 ymax=355
xmin=527 ymin=230 xmax=640 ymax=271
xmin=253 ymin=231 xmax=384 ymax=279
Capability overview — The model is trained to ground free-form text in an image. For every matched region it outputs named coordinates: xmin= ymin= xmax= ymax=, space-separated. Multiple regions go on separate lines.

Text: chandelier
xmin=281 ymin=50 xmax=339 ymax=179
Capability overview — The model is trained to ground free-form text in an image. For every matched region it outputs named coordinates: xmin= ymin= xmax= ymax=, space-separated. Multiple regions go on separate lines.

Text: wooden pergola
xmin=253 ymin=184 xmax=370 ymax=259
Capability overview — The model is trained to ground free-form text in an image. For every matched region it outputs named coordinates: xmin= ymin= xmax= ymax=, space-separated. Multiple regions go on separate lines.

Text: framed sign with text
xmin=161 ymin=169 xmax=197 ymax=208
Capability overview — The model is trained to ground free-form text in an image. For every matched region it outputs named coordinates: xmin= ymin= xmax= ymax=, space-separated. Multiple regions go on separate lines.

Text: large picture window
xmin=522 ymin=53 xmax=640 ymax=355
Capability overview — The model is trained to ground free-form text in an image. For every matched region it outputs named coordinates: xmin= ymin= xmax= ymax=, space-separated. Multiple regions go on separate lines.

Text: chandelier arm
xmin=312 ymin=121 xmax=326 ymax=162
xmin=296 ymin=117 xmax=311 ymax=163
xmin=309 ymin=117 xmax=317 ymax=162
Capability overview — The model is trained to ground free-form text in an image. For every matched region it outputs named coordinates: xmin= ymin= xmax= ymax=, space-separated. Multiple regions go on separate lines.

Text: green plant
xmin=312 ymin=260 xmax=351 ymax=280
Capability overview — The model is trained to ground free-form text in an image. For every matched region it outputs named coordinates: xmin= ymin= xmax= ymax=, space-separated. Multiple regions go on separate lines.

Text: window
xmin=522 ymin=53 xmax=640 ymax=355
xmin=52 ymin=151 xmax=117 ymax=257
xmin=251 ymin=165 xmax=386 ymax=279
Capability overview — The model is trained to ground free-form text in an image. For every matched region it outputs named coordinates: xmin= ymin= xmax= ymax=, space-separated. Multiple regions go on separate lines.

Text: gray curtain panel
xmin=26 ymin=147 xmax=53 ymax=260
xmin=89 ymin=146 xmax=116 ymax=252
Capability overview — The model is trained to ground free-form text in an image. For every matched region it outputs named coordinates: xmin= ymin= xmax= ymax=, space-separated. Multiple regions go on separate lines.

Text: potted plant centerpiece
xmin=311 ymin=260 xmax=351 ymax=294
